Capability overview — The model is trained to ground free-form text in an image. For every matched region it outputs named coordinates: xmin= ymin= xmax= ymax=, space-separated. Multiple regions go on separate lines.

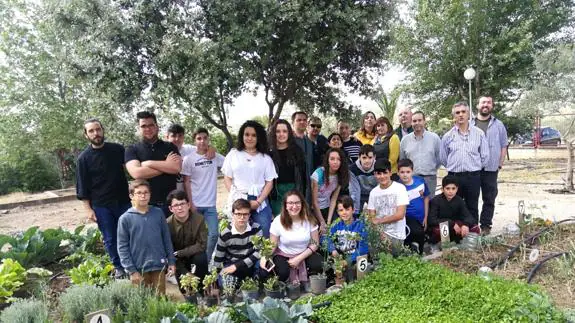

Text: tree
xmin=392 ymin=0 xmax=574 ymax=125
xmin=371 ymin=86 xmax=400 ymax=120
xmin=197 ymin=0 xmax=395 ymax=126
xmin=515 ymin=44 xmax=575 ymax=191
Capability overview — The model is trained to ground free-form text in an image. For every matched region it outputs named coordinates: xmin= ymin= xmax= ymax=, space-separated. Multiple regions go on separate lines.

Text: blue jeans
xmin=251 ymin=204 xmax=272 ymax=238
xmin=196 ymin=206 xmax=219 ymax=261
xmin=93 ymin=203 xmax=130 ymax=269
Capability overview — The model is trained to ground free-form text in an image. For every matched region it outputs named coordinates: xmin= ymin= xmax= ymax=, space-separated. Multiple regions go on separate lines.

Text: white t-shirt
xmin=181 ymin=151 xmax=225 ymax=207
xmin=221 ymin=149 xmax=277 ymax=193
xmin=270 ymin=216 xmax=318 ymax=255
xmin=176 ymin=144 xmax=196 ymax=191
xmin=310 ymin=167 xmax=339 ymax=209
xmin=367 ymin=181 xmax=409 ymax=240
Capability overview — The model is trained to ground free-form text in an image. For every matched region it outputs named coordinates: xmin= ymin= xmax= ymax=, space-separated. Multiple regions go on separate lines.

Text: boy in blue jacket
xmin=117 ymin=180 xmax=176 ymax=295
xmin=328 ymin=195 xmax=368 ymax=281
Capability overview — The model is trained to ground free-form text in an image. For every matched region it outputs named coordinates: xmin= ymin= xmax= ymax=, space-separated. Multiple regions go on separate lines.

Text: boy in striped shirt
xmin=398 ymin=159 xmax=430 ymax=254
xmin=213 ymin=199 xmax=262 ymax=283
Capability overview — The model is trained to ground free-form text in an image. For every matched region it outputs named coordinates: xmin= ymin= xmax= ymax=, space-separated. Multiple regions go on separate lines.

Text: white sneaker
xmin=166 ymin=274 xmax=178 ymax=285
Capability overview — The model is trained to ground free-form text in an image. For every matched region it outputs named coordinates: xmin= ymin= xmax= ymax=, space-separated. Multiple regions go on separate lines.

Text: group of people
xmin=76 ymin=96 xmax=508 ymax=294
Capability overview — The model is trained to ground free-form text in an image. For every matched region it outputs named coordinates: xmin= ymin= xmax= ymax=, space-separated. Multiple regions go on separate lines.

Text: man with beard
xmin=471 ymin=96 xmax=508 ymax=235
xmin=440 ymin=102 xmax=489 ymax=227
xmin=76 ymin=118 xmax=131 ymax=278
xmin=394 ymin=105 xmax=414 ymax=141
xmin=125 ymin=111 xmax=182 ymax=216
xmin=291 ymin=111 xmax=314 ymax=202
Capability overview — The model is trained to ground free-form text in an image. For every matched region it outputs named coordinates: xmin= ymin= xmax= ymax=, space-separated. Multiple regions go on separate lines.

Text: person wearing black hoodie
xmin=348 ymin=145 xmax=378 ymax=213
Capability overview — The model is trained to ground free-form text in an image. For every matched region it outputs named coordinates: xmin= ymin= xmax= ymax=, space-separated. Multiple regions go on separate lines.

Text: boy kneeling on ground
xmin=367 ymin=159 xmax=409 ymax=256
xmin=213 ymin=199 xmax=262 ymax=284
xmin=427 ymin=176 xmax=480 ymax=245
xmin=328 ymin=195 xmax=369 ymax=282
xmin=117 ymin=180 xmax=176 ymax=295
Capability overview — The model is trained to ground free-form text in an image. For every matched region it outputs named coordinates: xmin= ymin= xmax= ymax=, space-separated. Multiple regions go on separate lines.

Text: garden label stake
xmin=440 ymin=221 xmax=450 ymax=245
xmin=356 ymin=255 xmax=368 ymax=280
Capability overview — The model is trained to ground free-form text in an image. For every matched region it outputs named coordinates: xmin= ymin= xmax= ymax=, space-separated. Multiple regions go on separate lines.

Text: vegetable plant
xmin=263 ymin=276 xmax=280 ymax=291
xmin=240 ymin=277 xmax=258 ymax=291
xmin=67 ymin=255 xmax=114 ymax=287
xmin=251 ymin=235 xmax=276 ymax=271
xmin=202 ymin=270 xmax=219 ymax=298
xmin=230 ymin=297 xmax=313 ymax=323
xmin=180 ymin=273 xmax=201 ymax=296
xmin=0 ymin=258 xmax=26 ymax=303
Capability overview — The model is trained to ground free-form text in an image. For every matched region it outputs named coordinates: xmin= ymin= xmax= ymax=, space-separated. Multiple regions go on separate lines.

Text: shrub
xmin=59 ymin=284 xmax=109 ymax=322
xmin=0 ymin=151 xmax=60 ymax=195
xmin=306 ymin=255 xmax=565 ymax=322
xmin=0 ymin=298 xmax=49 ymax=323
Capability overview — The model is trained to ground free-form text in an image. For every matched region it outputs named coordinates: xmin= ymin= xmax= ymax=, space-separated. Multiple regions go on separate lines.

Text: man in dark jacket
xmin=165 ymin=190 xmax=209 ymax=290
xmin=427 ymin=176 xmax=480 ymax=244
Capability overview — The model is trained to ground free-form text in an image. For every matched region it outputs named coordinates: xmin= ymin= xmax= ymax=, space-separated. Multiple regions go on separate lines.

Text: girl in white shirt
xmin=222 ymin=121 xmax=278 ymax=237
xmin=262 ymin=190 xmax=323 ymax=285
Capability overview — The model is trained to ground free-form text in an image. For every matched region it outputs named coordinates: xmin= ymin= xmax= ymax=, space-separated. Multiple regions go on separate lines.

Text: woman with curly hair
xmin=311 ymin=148 xmax=349 ymax=233
xmin=268 ymin=119 xmax=307 ymax=216
xmin=222 ymin=120 xmax=278 ymax=237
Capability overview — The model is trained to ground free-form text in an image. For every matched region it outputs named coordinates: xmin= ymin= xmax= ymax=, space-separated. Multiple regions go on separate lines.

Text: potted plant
xmin=251 ymin=236 xmax=276 ymax=271
xmin=239 ymin=277 xmax=259 ymax=301
xmin=308 ymin=238 xmax=328 ymax=295
xmin=202 ymin=270 xmax=220 ymax=306
xmin=180 ymin=272 xmax=200 ymax=304
xmin=221 ymin=273 xmax=238 ymax=304
xmin=263 ymin=276 xmax=284 ymax=299
xmin=332 ymin=254 xmax=347 ymax=286
xmin=286 ymin=280 xmax=301 ymax=300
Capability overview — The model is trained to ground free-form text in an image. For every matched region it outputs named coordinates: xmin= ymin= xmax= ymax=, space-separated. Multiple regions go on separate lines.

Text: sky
xmin=227 ymin=67 xmax=407 ymax=128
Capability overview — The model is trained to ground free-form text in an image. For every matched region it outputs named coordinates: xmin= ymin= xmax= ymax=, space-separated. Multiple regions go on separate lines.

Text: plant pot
xmin=287 ymin=282 xmax=301 ymax=300
xmin=241 ymin=289 xmax=259 ymax=301
xmin=185 ymin=294 xmax=198 ymax=304
xmin=309 ymin=274 xmax=327 ymax=295
xmin=265 ymin=288 xmax=284 ymax=299
xmin=205 ymin=295 xmax=218 ymax=307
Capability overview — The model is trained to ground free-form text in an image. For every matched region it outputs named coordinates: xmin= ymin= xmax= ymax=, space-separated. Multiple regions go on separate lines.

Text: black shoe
xmin=480 ymin=226 xmax=491 ymax=236
xmin=114 ymin=268 xmax=127 ymax=279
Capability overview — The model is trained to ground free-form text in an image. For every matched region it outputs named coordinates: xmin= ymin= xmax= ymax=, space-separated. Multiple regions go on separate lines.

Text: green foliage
xmin=239 ymin=277 xmax=258 ymax=292
xmin=180 ymin=272 xmax=201 ymax=295
xmin=0 ymin=297 xmax=50 ymax=323
xmin=229 ymin=297 xmax=313 ymax=323
xmin=251 ymin=235 xmax=276 ymax=259
xmin=176 ymin=302 xmax=199 ymax=320
xmin=306 ymin=255 xmax=565 ymax=322
xmin=392 ymin=0 xmax=573 ymax=129
xmin=59 ymin=284 xmax=109 ymax=322
xmin=0 ymin=258 xmax=26 ymax=303
xmin=211 ymin=132 xmax=237 ymax=155
xmin=0 ymin=151 xmax=60 ymax=195
xmin=263 ymin=276 xmax=280 ymax=291
xmin=67 ymin=255 xmax=114 ymax=287
xmin=371 ymin=86 xmax=401 ymax=120
xmin=203 ymin=269 xmax=219 ymax=296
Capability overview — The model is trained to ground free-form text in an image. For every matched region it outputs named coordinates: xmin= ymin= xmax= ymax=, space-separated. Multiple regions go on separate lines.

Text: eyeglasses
xmin=310 ymin=124 xmax=322 ymax=129
xmin=132 ymin=191 xmax=150 ymax=196
xmin=286 ymin=201 xmax=302 ymax=206
xmin=170 ymin=202 xmax=188 ymax=209
xmin=233 ymin=212 xmax=251 ymax=218
xmin=454 ymin=110 xmax=467 ymax=115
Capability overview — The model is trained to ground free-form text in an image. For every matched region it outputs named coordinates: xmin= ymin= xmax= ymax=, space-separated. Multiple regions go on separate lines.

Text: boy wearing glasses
xmin=117 ymin=180 xmax=176 ymax=294
xmin=213 ymin=199 xmax=262 ymax=283
xmin=367 ymin=159 xmax=409 ymax=256
xmin=165 ymin=189 xmax=209 ymax=291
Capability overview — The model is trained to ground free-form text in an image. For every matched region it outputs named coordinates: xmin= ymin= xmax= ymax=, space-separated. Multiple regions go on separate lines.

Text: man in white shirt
xmin=181 ymin=128 xmax=225 ymax=260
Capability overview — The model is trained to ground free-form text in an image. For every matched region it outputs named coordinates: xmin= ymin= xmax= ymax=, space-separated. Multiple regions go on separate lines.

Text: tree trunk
xmin=566 ymin=140 xmax=574 ymax=192
xmin=222 ymin=126 xmax=234 ymax=152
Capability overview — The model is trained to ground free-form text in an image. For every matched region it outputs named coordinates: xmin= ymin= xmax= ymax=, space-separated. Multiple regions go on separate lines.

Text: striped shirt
xmin=342 ymin=138 xmax=362 ymax=163
xmin=213 ymin=223 xmax=262 ymax=269
xmin=400 ymin=130 xmax=441 ymax=176
xmin=471 ymin=117 xmax=508 ymax=172
xmin=440 ymin=125 xmax=490 ymax=172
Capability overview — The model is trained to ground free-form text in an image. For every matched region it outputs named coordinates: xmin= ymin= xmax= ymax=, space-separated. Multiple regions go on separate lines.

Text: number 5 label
xmin=356 ymin=255 xmax=368 ymax=280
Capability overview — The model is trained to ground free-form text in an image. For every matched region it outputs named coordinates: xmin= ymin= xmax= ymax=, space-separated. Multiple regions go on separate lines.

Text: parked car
xmin=515 ymin=127 xmax=561 ymax=146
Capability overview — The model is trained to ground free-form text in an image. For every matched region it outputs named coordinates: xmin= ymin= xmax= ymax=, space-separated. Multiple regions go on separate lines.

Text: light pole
xmin=464 ymin=66 xmax=476 ymax=120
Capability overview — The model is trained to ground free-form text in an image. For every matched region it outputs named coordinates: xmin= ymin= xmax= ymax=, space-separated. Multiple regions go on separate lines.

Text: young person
xmin=328 ymin=196 xmax=368 ymax=281
xmin=327 ymin=133 xmax=343 ymax=149
xmin=117 ymin=180 xmax=176 ymax=295
xmin=311 ymin=148 xmax=349 ymax=233
xmin=427 ymin=176 xmax=481 ymax=244
xmin=165 ymin=190 xmax=209 ymax=290
xmin=181 ymin=128 xmax=225 ymax=260
xmin=348 ymin=145 xmax=377 ymax=213
xmin=268 ymin=119 xmax=307 ymax=216
xmin=367 ymin=159 xmax=409 ymax=256
xmin=373 ymin=117 xmax=400 ymax=180
xmin=338 ymin=119 xmax=362 ymax=164
xmin=354 ymin=111 xmax=377 ymax=145
xmin=125 ymin=111 xmax=181 ymax=217
xmin=213 ymin=199 xmax=262 ymax=283
xmin=222 ymin=120 xmax=278 ymax=237
xmin=397 ymin=159 xmax=430 ymax=254
xmin=263 ymin=190 xmax=322 ymax=287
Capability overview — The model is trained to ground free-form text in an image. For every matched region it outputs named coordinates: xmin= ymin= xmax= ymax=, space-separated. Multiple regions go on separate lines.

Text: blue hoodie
xmin=117 ymin=206 xmax=176 ymax=274
xmin=328 ymin=219 xmax=369 ymax=263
